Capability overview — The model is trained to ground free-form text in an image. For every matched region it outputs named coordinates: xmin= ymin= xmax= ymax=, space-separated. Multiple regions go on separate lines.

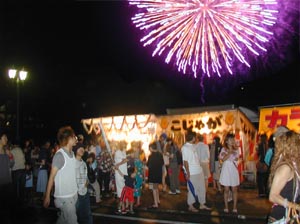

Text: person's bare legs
xmin=135 ymin=196 xmax=141 ymax=206
xmin=232 ymin=186 xmax=238 ymax=212
xmin=152 ymin=183 xmax=159 ymax=207
xmin=223 ymin=186 xmax=230 ymax=212
xmin=129 ymin=202 xmax=134 ymax=213
xmin=217 ymin=181 xmax=222 ymax=192
xmin=156 ymin=185 xmax=160 ymax=205
xmin=213 ymin=179 xmax=217 ymax=190
xmin=162 ymin=168 xmax=167 ymax=192
xmin=120 ymin=200 xmax=125 ymax=211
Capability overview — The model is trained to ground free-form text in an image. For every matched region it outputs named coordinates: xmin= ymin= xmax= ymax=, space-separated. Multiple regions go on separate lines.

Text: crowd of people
xmin=1 ymin=125 xmax=300 ymax=224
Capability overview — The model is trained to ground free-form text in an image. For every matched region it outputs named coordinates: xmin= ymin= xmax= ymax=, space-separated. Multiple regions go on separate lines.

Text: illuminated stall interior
xmin=82 ymin=114 xmax=157 ymax=158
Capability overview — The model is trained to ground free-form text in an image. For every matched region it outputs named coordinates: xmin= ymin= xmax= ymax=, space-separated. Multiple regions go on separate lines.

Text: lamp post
xmin=8 ymin=68 xmax=27 ymax=143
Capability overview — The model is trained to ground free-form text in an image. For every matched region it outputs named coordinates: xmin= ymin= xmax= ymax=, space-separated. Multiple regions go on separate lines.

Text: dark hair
xmin=128 ymin=167 xmax=135 ymax=176
xmin=268 ymin=134 xmax=275 ymax=149
xmin=166 ymin=137 xmax=172 ymax=142
xmin=149 ymin=142 xmax=157 ymax=150
xmin=186 ymin=131 xmax=196 ymax=142
xmin=223 ymin=133 xmax=235 ymax=148
xmin=87 ymin=152 xmax=95 ymax=160
xmin=259 ymin=134 xmax=268 ymax=142
xmin=196 ymin=134 xmax=204 ymax=142
xmin=57 ymin=126 xmax=75 ymax=147
xmin=72 ymin=143 xmax=85 ymax=155
xmin=213 ymin=136 xmax=221 ymax=143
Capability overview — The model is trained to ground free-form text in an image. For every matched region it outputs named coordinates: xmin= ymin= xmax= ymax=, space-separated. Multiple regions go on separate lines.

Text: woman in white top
xmin=219 ymin=133 xmax=240 ymax=214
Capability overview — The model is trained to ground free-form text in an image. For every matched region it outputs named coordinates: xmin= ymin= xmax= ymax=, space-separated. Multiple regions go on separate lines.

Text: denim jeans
xmin=76 ymin=192 xmax=93 ymax=224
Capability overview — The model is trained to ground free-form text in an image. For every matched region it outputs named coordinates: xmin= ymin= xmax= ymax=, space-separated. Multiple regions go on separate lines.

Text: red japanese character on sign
xmin=265 ymin=110 xmax=288 ymax=128
xmin=290 ymin=108 xmax=300 ymax=120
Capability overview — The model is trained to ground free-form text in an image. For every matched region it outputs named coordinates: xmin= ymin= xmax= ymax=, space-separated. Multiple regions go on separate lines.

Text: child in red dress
xmin=115 ymin=166 xmax=136 ymax=214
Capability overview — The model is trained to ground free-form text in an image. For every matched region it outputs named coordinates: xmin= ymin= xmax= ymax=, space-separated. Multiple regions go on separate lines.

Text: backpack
xmin=176 ymin=150 xmax=183 ymax=165
xmin=264 ymin=148 xmax=274 ymax=167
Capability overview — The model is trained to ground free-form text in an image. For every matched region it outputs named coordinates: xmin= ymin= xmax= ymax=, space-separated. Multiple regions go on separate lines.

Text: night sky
xmin=0 ymin=1 xmax=299 ymax=143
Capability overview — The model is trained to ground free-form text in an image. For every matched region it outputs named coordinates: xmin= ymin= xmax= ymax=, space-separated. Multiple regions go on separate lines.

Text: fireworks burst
xmin=128 ymin=0 xmax=279 ymax=77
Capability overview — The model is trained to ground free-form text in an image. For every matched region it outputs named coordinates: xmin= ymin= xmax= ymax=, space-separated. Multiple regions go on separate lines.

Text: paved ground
xmin=1 ymin=181 xmax=272 ymax=224
xmin=90 ymin=183 xmax=271 ymax=222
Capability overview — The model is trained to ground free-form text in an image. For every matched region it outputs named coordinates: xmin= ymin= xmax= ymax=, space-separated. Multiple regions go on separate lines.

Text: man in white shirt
xmin=11 ymin=144 xmax=26 ymax=204
xmin=182 ymin=131 xmax=211 ymax=212
xmin=43 ymin=126 xmax=78 ymax=224
xmin=195 ymin=134 xmax=210 ymax=190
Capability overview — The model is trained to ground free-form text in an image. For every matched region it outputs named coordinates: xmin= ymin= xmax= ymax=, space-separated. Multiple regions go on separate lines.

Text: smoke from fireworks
xmin=128 ymin=0 xmax=279 ymax=77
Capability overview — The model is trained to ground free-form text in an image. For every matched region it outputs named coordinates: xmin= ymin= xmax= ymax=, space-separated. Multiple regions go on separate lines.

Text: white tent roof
xmin=166 ymin=104 xmax=259 ymax=123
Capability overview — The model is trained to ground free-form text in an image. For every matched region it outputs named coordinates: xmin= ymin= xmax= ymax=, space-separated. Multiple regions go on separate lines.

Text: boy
xmin=115 ymin=166 xmax=136 ymax=215
xmin=73 ymin=143 xmax=93 ymax=224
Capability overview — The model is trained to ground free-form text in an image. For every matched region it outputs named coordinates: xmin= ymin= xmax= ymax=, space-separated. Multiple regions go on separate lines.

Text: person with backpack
xmin=166 ymin=138 xmax=181 ymax=195
xmin=209 ymin=136 xmax=222 ymax=193
xmin=256 ymin=134 xmax=269 ymax=198
xmin=86 ymin=153 xmax=101 ymax=203
xmin=264 ymin=135 xmax=275 ymax=167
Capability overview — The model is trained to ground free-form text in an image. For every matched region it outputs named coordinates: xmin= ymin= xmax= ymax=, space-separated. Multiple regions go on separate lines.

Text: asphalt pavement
xmin=89 ymin=182 xmax=271 ymax=224
xmin=2 ymin=181 xmax=272 ymax=224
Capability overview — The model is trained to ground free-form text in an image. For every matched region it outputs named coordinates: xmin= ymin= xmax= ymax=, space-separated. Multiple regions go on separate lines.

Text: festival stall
xmin=81 ymin=105 xmax=258 ymax=184
xmin=156 ymin=105 xmax=258 ymax=184
xmin=258 ymin=104 xmax=300 ymax=135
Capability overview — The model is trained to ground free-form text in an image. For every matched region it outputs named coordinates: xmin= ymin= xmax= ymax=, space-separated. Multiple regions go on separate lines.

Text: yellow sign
xmin=259 ymin=105 xmax=300 ymax=134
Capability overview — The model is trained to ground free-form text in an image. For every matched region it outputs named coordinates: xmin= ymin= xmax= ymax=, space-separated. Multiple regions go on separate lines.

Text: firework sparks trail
xmin=128 ymin=0 xmax=278 ymax=77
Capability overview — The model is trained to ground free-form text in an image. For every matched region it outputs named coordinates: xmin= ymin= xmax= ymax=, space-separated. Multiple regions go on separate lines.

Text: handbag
xmin=268 ymin=177 xmax=300 ymax=224
xmin=269 ymin=206 xmax=300 ymax=224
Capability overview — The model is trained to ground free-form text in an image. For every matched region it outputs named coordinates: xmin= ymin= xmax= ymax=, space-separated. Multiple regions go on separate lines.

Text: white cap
xmin=273 ymin=126 xmax=289 ymax=138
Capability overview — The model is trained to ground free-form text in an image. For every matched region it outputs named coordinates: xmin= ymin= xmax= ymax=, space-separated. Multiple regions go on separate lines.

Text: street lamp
xmin=8 ymin=68 xmax=28 ymax=143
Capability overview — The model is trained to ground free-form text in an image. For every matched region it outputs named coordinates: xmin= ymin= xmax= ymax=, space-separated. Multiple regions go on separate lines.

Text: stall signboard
xmin=156 ymin=109 xmax=256 ymax=147
xmin=259 ymin=105 xmax=300 ymax=135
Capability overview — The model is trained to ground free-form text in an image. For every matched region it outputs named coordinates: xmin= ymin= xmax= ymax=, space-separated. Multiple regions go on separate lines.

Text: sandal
xmin=199 ymin=204 xmax=211 ymax=210
xmin=232 ymin=209 xmax=238 ymax=213
xmin=223 ymin=208 xmax=229 ymax=213
xmin=134 ymin=203 xmax=141 ymax=208
xmin=148 ymin=205 xmax=158 ymax=209
xmin=188 ymin=206 xmax=199 ymax=212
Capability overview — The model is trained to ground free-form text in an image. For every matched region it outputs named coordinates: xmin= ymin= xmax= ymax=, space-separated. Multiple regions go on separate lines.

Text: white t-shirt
xmin=54 ymin=148 xmax=77 ymax=198
xmin=182 ymin=142 xmax=202 ymax=175
xmin=114 ymin=149 xmax=127 ymax=175
xmin=195 ymin=142 xmax=210 ymax=163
